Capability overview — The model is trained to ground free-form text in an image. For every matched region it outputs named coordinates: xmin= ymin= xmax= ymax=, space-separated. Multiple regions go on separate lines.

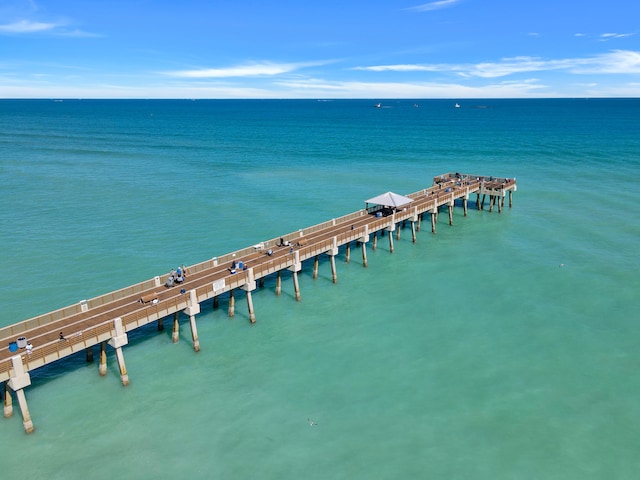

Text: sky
xmin=1 ymin=0 xmax=639 ymax=99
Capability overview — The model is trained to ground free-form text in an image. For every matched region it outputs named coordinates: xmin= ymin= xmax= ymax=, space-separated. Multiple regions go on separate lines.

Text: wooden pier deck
xmin=1 ymin=172 xmax=516 ymax=433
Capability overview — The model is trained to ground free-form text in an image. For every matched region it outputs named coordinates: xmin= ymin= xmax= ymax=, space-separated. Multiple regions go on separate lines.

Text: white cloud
xmin=407 ymin=0 xmax=461 ymax=12
xmin=0 ymin=19 xmax=58 ymax=33
xmin=273 ymin=78 xmax=548 ymax=99
xmin=354 ymin=50 xmax=640 ymax=78
xmin=3 ymin=74 xmax=638 ymax=99
xmin=352 ymin=64 xmax=442 ymax=72
xmin=572 ymin=50 xmax=640 ymax=74
xmin=0 ymin=18 xmax=96 ymax=36
xmin=165 ymin=61 xmax=330 ymax=78
xmin=600 ymin=32 xmax=635 ymax=41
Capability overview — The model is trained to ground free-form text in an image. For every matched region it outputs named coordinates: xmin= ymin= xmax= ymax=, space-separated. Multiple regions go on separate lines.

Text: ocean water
xmin=1 ymin=98 xmax=639 ymax=479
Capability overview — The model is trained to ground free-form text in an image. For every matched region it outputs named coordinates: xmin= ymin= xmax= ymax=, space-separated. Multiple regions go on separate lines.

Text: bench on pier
xmin=139 ymin=292 xmax=160 ymax=304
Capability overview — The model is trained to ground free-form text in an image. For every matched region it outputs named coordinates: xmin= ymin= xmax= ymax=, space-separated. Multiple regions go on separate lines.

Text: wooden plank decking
xmin=1 ymin=173 xmax=516 ymax=383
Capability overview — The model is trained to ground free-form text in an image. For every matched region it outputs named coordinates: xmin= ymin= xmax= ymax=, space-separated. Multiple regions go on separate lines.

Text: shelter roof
xmin=365 ymin=191 xmax=413 ymax=207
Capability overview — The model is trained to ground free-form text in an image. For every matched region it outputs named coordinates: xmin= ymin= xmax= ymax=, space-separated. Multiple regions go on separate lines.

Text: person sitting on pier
xmin=278 ymin=237 xmax=291 ymax=247
xmin=228 ymin=260 xmax=237 ymax=274
xmin=165 ymin=272 xmax=175 ymax=288
xmin=181 ymin=264 xmax=188 ymax=278
xmin=175 ymin=268 xmax=184 ymax=283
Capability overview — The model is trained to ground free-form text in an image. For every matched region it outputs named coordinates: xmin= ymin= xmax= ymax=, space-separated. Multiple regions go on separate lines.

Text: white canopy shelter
xmin=365 ymin=191 xmax=413 ymax=208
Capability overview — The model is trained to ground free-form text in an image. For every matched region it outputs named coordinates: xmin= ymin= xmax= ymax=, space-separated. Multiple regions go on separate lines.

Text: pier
xmin=1 ymin=172 xmax=516 ymax=433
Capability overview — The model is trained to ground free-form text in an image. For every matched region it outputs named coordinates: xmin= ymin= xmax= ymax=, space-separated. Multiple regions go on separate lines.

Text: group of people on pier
xmin=165 ymin=265 xmax=188 ymax=287
xmin=228 ymin=258 xmax=249 ymax=274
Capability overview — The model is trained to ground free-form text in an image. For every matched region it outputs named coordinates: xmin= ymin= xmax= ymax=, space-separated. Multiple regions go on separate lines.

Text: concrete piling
xmin=108 ymin=317 xmax=129 ymax=386
xmin=276 ymin=271 xmax=282 ymax=295
xmin=172 ymin=312 xmax=180 ymax=343
xmin=4 ymin=382 xmax=13 ymax=418
xmin=99 ymin=341 xmax=107 ymax=376
xmin=185 ymin=289 xmax=201 ymax=351
xmin=189 ymin=314 xmax=200 ymax=351
xmin=228 ymin=289 xmax=235 ymax=317
xmin=246 ymin=290 xmax=256 ymax=323
xmin=292 ymin=271 xmax=301 ymax=301
xmin=329 ymin=255 xmax=337 ymax=283
xmin=361 ymin=241 xmax=368 ymax=267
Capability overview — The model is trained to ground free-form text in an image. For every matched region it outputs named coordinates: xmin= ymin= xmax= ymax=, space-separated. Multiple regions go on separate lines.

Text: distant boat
xmin=374 ymin=102 xmax=382 ymax=108
xmin=414 ymin=103 xmax=419 ymax=108
xmin=454 ymin=103 xmax=461 ymax=108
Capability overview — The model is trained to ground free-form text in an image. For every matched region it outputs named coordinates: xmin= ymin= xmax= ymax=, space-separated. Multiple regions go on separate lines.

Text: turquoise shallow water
xmin=1 ymin=99 xmax=639 ymax=479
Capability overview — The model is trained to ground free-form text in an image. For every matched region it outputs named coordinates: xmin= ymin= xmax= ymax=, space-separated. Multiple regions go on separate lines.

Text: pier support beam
xmin=246 ymin=291 xmax=256 ymax=323
xmin=157 ymin=317 xmax=164 ymax=331
xmin=359 ymin=227 xmax=370 ymax=267
xmin=241 ymin=268 xmax=257 ymax=324
xmin=184 ymin=289 xmax=201 ymax=351
xmin=498 ymin=194 xmax=503 ymax=213
xmin=489 ymin=195 xmax=495 ymax=212
xmin=329 ymin=255 xmax=338 ymax=283
xmin=476 ymin=193 xmax=481 ymax=209
xmin=86 ymin=346 xmax=94 ymax=363
xmin=8 ymin=356 xmax=34 ymax=433
xmin=172 ymin=312 xmax=180 ymax=343
xmin=108 ymin=317 xmax=129 ymax=386
xmin=388 ymin=229 xmax=395 ymax=252
xmin=4 ymin=382 xmax=13 ymax=418
xmin=463 ymin=196 xmax=468 ymax=216
xmin=276 ymin=271 xmax=282 ymax=295
xmin=99 ymin=341 xmax=107 ymax=376
xmin=213 ymin=296 xmax=219 ymax=309
xmin=345 ymin=242 xmax=351 ymax=263
xmin=509 ymin=190 xmax=513 ymax=207
xmin=362 ymin=242 xmax=368 ymax=267
xmin=313 ymin=255 xmax=319 ymax=279
xmin=288 ymin=251 xmax=302 ymax=300
xmin=372 ymin=232 xmax=378 ymax=250
xmin=228 ymin=289 xmax=235 ymax=317
xmin=411 ymin=221 xmax=417 ymax=243
xmin=327 ymin=237 xmax=339 ymax=283
xmin=113 ymin=347 xmax=129 ymax=387
xmin=189 ymin=315 xmax=200 ymax=351
xmin=448 ymin=203 xmax=454 ymax=226
xmin=292 ymin=271 xmax=301 ymax=302
xmin=431 ymin=211 xmax=437 ymax=234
